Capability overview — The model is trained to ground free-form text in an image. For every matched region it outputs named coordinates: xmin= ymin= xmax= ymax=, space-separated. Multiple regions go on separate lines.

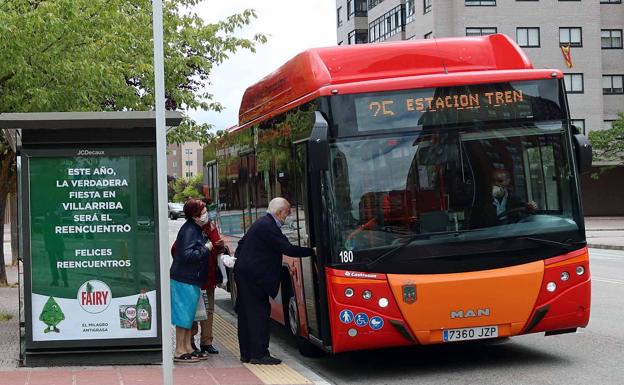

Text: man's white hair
xmin=267 ymin=197 xmax=290 ymax=215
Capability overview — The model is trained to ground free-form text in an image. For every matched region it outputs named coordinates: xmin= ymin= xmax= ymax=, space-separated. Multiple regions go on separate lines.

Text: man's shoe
xmin=200 ymin=344 xmax=219 ymax=354
xmin=249 ymin=355 xmax=281 ymax=365
xmin=240 ymin=356 xmax=250 ymax=363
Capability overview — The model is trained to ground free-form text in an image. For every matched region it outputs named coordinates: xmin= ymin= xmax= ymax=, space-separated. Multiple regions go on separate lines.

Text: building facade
xmin=336 ymin=0 xmax=623 ymax=134
xmin=166 ymin=142 xmax=203 ymax=179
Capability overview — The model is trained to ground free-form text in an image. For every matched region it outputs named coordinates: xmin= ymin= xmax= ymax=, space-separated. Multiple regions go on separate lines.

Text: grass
xmin=0 ymin=311 xmax=13 ymax=322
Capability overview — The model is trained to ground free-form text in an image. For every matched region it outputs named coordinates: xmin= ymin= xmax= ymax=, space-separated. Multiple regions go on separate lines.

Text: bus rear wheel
xmin=282 ymin=279 xmax=324 ymax=357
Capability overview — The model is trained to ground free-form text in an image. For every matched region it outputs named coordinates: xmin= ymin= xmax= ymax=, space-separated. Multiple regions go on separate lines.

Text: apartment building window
xmin=368 ymin=0 xmax=384 ymax=10
xmin=337 ymin=7 xmax=343 ymax=27
xmin=424 ymin=0 xmax=432 ymax=13
xmin=185 ymin=160 xmax=193 ymax=166
xmin=348 ymin=0 xmax=368 ymax=18
xmin=424 ymin=31 xmax=433 ymax=39
xmin=172 ymin=161 xmax=177 ymax=167
xmin=603 ymin=75 xmax=624 ymax=94
xmin=172 ymin=149 xmax=177 ymax=156
xmin=369 ymin=4 xmax=405 ymax=43
xmin=564 ymin=73 xmax=584 ymax=93
xmin=600 ymin=0 xmax=622 ymax=3
xmin=355 ymin=0 xmax=368 ymax=16
xmin=186 ymin=172 xmax=193 ymax=178
xmin=570 ymin=119 xmax=585 ymax=134
xmin=406 ymin=0 xmax=415 ymax=24
xmin=604 ymin=120 xmax=617 ymax=129
xmin=465 ymin=0 xmax=496 ymax=5
xmin=348 ymin=29 xmax=369 ymax=44
xmin=466 ymin=27 xmax=497 ymax=36
xmin=601 ymin=29 xmax=623 ymax=49
xmin=560 ymin=27 xmax=582 ymax=47
xmin=517 ymin=27 xmax=540 ymax=47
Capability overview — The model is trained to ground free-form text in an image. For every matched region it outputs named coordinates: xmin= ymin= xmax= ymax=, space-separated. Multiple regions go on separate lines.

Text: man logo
xmin=450 ymin=308 xmax=490 ymax=319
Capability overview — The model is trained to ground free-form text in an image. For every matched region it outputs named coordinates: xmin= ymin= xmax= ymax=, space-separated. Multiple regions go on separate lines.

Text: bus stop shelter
xmin=0 ymin=111 xmax=181 ymax=366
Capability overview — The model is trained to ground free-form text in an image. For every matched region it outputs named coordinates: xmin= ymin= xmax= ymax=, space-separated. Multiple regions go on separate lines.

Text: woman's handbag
xmin=194 ymin=290 xmax=208 ymax=321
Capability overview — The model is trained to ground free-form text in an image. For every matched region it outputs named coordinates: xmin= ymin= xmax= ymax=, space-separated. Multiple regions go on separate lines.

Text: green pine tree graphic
xmin=39 ymin=296 xmax=65 ymax=333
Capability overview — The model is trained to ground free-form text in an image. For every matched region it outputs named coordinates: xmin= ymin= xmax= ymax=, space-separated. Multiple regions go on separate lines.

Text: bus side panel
xmin=325 ymin=270 xmax=414 ymax=353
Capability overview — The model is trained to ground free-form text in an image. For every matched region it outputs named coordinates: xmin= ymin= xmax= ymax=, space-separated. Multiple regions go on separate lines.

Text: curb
xmin=587 ymin=244 xmax=624 ymax=251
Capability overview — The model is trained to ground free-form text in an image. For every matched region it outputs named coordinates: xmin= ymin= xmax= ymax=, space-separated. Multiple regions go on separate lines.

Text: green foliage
xmin=171 ymin=174 xmax=204 ymax=202
xmin=588 ymin=112 xmax=624 ymax=178
xmin=0 ymin=311 xmax=12 ymax=322
xmin=0 ymin=0 xmax=266 ymax=141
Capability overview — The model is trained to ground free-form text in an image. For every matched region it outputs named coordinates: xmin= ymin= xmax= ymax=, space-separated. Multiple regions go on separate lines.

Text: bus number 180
xmin=339 ymin=250 xmax=354 ymax=263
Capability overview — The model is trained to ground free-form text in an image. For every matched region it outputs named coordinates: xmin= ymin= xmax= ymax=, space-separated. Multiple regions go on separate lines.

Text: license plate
xmin=443 ymin=326 xmax=499 ymax=342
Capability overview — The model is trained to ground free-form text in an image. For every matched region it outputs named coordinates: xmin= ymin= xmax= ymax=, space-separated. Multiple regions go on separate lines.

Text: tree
xmin=0 ymin=0 xmax=267 ymax=285
xmin=171 ymin=175 xmax=204 ymax=202
xmin=588 ymin=112 xmax=624 ymax=177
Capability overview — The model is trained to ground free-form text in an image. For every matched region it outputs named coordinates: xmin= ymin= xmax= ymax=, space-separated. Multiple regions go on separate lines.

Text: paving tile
xmin=207 ymin=367 xmax=263 ymax=385
xmin=0 ymin=370 xmax=29 ymax=385
xmin=28 ymin=370 xmax=74 ymax=385
xmin=74 ymin=368 xmax=121 ymax=385
xmin=174 ymin=367 xmax=217 ymax=385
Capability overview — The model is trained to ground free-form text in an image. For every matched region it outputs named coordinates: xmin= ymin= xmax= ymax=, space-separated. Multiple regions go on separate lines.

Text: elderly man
xmin=234 ymin=197 xmax=315 ymax=365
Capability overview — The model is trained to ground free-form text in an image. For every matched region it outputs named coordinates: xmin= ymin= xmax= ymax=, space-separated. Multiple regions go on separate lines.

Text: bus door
xmin=293 ymin=142 xmax=324 ymax=343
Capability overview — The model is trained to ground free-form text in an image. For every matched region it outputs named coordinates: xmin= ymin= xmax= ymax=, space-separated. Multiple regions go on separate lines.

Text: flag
xmin=560 ymin=44 xmax=573 ymax=68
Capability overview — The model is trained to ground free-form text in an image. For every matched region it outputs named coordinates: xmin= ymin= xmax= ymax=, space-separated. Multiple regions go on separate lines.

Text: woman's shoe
xmin=173 ymin=353 xmax=200 ymax=363
xmin=191 ymin=350 xmax=209 ymax=360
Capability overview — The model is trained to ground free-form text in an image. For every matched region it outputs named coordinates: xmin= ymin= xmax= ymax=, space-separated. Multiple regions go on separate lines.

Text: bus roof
xmin=238 ymin=34 xmax=534 ymax=128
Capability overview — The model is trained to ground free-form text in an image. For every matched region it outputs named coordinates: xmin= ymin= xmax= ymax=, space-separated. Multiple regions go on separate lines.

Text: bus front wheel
xmin=282 ymin=278 xmax=324 ymax=357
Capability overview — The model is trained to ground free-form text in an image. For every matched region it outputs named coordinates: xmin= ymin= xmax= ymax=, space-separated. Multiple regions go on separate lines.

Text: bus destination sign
xmin=353 ymin=81 xmax=561 ymax=132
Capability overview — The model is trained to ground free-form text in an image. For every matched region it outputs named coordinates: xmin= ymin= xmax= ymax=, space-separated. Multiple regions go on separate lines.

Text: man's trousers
xmin=235 ymin=274 xmax=271 ymax=360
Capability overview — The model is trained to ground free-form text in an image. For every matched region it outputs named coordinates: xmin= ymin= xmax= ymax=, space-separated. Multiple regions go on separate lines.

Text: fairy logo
xmin=77 ymin=280 xmax=112 ymax=314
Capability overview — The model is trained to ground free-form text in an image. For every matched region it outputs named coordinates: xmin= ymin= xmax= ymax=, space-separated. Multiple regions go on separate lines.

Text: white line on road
xmin=593 ymin=277 xmax=624 ymax=285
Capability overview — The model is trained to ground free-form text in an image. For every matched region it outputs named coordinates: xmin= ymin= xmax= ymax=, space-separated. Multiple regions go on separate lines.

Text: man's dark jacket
xmin=470 ymin=192 xmax=527 ymax=229
xmin=170 ymin=220 xmax=209 ymax=287
xmin=234 ymin=214 xmax=314 ymax=298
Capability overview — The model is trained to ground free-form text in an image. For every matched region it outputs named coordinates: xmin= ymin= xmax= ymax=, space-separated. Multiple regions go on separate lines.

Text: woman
xmin=190 ymin=198 xmax=224 ymax=355
xmin=170 ymin=199 xmax=211 ymax=362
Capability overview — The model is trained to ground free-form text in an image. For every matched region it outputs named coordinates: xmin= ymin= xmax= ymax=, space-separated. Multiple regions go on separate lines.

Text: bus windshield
xmin=327 ymin=108 xmax=582 ymax=271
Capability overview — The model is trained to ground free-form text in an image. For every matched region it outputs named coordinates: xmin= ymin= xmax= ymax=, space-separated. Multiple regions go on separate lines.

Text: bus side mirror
xmin=309 ymin=111 xmax=329 ymax=171
xmin=573 ymin=134 xmax=592 ymax=175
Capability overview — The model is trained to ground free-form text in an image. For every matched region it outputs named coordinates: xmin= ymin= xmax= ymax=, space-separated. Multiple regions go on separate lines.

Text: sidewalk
xmin=1 ymin=227 xmax=329 ymax=385
xmin=585 ymin=216 xmax=624 ymax=250
xmin=0 ymin=268 xmax=329 ymax=385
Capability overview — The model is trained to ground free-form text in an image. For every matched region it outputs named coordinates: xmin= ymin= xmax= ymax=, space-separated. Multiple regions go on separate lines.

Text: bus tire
xmin=282 ymin=276 xmax=325 ymax=357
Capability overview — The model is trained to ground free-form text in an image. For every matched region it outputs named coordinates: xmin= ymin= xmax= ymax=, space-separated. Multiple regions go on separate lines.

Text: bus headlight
xmin=362 ymin=290 xmax=372 ymax=300
xmin=345 ymin=288 xmax=354 ymax=298
xmin=546 ymin=282 xmax=557 ymax=292
xmin=560 ymin=271 xmax=570 ymax=281
xmin=576 ymin=266 xmax=585 ymax=276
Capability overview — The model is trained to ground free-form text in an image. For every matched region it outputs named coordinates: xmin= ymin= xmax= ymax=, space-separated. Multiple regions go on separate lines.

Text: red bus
xmin=211 ymin=34 xmax=593 ymax=354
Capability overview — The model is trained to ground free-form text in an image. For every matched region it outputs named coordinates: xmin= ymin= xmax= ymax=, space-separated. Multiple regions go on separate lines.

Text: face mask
xmin=197 ymin=211 xmax=209 ymax=225
xmin=492 ymin=185 xmax=506 ymax=199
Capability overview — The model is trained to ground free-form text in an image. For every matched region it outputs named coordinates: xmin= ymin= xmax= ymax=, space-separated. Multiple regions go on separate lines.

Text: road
xmin=168 ymin=220 xmax=624 ymax=384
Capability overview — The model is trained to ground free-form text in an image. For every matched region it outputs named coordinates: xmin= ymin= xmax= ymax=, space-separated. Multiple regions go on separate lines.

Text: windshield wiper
xmin=516 ymin=236 xmax=585 ymax=251
xmin=365 ymin=230 xmax=465 ymax=269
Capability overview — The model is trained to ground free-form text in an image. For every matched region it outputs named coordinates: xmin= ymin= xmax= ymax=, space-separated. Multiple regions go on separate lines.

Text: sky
xmin=188 ymin=1 xmax=337 ymax=131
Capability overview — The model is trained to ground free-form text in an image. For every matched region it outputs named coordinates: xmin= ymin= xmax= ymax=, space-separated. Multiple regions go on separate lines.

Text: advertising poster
xmin=28 ymin=154 xmax=158 ymax=342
